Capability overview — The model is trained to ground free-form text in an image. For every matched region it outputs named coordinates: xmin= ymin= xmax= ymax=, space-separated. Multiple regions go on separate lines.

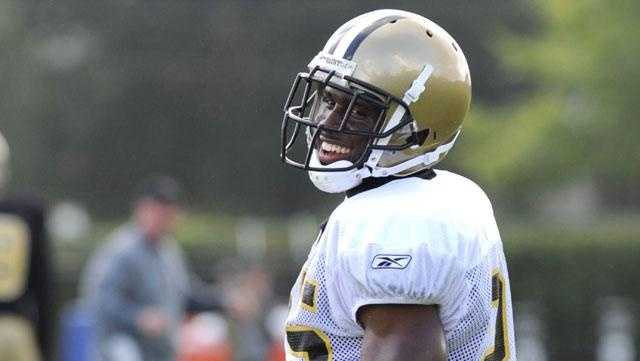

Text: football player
xmin=280 ymin=9 xmax=515 ymax=361
xmin=0 ymin=131 xmax=52 ymax=361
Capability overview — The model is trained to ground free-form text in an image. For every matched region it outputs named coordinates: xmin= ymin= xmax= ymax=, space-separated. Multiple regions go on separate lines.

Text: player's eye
xmin=321 ymin=95 xmax=336 ymax=109
xmin=351 ymin=108 xmax=369 ymax=118
xmin=347 ymin=114 xmax=375 ymax=131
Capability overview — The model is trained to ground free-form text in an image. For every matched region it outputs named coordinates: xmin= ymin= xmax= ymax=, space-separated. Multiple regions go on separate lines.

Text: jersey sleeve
xmin=329 ymin=213 xmax=486 ymax=332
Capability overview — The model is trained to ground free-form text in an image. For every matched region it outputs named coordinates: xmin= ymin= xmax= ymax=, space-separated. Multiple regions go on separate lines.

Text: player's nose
xmin=319 ymin=107 xmax=345 ymax=130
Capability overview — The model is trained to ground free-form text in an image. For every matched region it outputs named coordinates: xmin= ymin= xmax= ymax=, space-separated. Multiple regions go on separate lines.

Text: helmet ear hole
xmin=415 ymin=129 xmax=430 ymax=146
xmin=408 ymin=129 xmax=430 ymax=150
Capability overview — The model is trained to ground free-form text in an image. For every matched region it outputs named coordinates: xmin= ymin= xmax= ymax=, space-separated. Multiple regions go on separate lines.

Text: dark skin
xmin=358 ymin=304 xmax=447 ymax=361
xmin=313 ymin=87 xmax=381 ymax=165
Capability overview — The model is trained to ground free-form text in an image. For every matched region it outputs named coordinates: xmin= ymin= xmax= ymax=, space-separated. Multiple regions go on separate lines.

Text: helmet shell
xmin=331 ymin=10 xmax=471 ymax=173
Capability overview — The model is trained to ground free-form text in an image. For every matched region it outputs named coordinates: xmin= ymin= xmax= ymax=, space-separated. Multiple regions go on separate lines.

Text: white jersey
xmin=285 ymin=170 xmax=516 ymax=361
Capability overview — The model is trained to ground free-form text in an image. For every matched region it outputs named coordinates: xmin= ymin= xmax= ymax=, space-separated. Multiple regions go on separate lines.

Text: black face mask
xmin=280 ymin=66 xmax=422 ymax=173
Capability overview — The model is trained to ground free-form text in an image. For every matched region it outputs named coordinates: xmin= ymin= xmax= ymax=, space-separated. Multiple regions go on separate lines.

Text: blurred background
xmin=0 ymin=0 xmax=638 ymax=360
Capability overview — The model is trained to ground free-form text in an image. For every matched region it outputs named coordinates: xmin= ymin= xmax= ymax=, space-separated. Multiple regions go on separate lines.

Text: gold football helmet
xmin=281 ymin=9 xmax=471 ymax=193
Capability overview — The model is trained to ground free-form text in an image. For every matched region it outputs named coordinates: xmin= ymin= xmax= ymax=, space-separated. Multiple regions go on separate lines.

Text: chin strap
xmin=308 ymin=150 xmax=372 ymax=193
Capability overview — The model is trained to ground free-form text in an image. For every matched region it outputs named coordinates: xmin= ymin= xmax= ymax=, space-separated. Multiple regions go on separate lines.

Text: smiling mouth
xmin=318 ymin=140 xmax=354 ymax=165
xmin=321 ymin=141 xmax=351 ymax=154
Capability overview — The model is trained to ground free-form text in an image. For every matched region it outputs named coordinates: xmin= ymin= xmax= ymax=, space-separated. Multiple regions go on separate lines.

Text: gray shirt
xmin=83 ymin=225 xmax=189 ymax=361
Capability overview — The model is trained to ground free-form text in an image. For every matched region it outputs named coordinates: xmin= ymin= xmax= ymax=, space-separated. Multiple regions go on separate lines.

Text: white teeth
xmin=321 ymin=142 xmax=351 ymax=154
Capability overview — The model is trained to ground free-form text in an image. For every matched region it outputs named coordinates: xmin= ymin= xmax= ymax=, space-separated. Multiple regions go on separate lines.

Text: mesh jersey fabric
xmin=285 ymin=170 xmax=516 ymax=361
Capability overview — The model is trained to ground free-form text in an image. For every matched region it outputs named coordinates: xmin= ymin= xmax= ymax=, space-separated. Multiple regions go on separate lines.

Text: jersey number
xmin=483 ymin=271 xmax=510 ymax=361
xmin=286 ymin=325 xmax=333 ymax=361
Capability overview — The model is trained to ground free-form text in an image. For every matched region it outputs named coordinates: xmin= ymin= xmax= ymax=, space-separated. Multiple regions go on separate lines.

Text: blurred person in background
xmin=83 ymin=175 xmax=216 ymax=361
xmin=222 ymin=264 xmax=272 ymax=361
xmin=280 ymin=9 xmax=515 ymax=361
xmin=0 ymin=130 xmax=53 ymax=361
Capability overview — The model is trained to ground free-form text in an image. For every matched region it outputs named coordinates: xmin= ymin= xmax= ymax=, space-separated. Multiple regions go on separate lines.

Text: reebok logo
xmin=371 ymin=254 xmax=412 ymax=269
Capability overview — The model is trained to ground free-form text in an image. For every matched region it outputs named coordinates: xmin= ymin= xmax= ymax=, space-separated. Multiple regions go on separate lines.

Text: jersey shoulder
xmin=330 ymin=170 xmax=500 ymax=269
xmin=422 ymin=169 xmax=495 ymax=215
xmin=338 ymin=169 xmax=493 ymax=218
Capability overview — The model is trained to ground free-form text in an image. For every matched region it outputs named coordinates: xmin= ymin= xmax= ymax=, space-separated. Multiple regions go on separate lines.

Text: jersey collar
xmin=345 ymin=168 xmax=436 ymax=198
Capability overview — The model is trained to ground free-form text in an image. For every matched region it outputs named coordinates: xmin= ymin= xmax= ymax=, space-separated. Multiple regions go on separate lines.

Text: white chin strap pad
xmin=308 ymin=151 xmax=370 ymax=193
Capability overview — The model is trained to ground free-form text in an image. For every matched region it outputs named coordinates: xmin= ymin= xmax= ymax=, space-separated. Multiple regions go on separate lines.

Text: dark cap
xmin=136 ymin=175 xmax=182 ymax=204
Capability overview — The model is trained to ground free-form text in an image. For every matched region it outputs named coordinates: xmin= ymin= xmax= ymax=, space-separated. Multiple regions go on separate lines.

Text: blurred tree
xmin=452 ymin=0 xmax=640 ymax=212
xmin=1 ymin=0 xmax=533 ymax=216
